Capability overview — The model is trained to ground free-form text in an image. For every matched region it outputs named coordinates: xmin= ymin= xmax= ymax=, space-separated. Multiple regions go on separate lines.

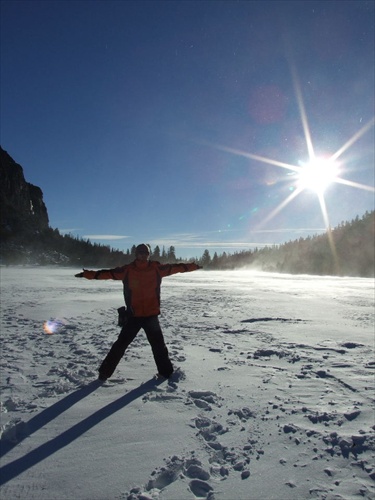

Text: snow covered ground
xmin=0 ymin=267 xmax=374 ymax=500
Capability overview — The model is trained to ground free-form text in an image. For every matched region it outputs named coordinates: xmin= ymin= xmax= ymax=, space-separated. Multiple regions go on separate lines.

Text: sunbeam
xmin=330 ymin=117 xmax=375 ymax=162
xmin=290 ymin=62 xmax=316 ymax=161
xmin=259 ymin=186 xmax=304 ymax=228
xmin=203 ymin=142 xmax=301 ymax=173
xmin=334 ymin=177 xmax=375 ymax=192
xmin=317 ymin=192 xmax=340 ymax=274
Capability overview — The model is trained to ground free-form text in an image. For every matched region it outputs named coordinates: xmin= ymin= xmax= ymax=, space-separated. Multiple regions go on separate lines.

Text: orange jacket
xmin=81 ymin=260 xmax=200 ymax=317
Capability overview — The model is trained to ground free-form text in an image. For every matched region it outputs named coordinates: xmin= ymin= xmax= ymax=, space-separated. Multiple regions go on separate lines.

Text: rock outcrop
xmin=0 ymin=148 xmax=131 ymax=266
xmin=0 ymin=147 xmax=49 ymax=234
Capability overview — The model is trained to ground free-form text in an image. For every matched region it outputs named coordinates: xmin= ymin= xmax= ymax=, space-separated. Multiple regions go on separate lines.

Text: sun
xmin=297 ymin=157 xmax=340 ymax=194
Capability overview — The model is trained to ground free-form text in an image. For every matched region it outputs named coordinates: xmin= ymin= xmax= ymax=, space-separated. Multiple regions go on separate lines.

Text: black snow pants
xmin=99 ymin=315 xmax=174 ymax=379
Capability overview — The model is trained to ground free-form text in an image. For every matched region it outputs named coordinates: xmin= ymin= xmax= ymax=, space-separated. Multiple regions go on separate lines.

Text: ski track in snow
xmin=0 ymin=268 xmax=374 ymax=500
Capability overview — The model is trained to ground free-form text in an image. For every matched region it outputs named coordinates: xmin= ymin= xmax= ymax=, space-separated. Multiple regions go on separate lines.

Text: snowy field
xmin=0 ymin=267 xmax=374 ymax=500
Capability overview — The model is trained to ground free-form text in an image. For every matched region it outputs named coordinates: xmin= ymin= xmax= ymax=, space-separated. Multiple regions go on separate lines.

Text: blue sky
xmin=1 ymin=0 xmax=374 ymax=259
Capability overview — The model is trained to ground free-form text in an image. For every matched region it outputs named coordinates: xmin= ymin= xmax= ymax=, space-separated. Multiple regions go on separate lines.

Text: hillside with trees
xmin=0 ymin=226 xmax=181 ymax=268
xmin=196 ymin=211 xmax=374 ymax=277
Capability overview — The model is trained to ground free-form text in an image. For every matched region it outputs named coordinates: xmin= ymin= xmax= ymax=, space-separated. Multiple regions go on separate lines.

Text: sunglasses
xmin=137 ymin=250 xmax=150 ymax=255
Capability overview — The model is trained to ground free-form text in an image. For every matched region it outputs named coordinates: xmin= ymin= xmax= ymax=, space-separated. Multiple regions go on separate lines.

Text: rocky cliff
xmin=0 ymin=147 xmax=49 ymax=234
xmin=0 ymin=148 xmax=128 ymax=266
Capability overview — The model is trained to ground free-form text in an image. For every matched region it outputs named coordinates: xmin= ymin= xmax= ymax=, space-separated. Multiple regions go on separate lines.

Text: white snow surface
xmin=0 ymin=267 xmax=374 ymax=500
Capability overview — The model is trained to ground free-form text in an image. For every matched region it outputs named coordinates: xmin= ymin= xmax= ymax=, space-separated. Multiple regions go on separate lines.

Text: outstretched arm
xmin=75 ymin=266 xmax=127 ymax=280
xmin=158 ymin=262 xmax=202 ymax=278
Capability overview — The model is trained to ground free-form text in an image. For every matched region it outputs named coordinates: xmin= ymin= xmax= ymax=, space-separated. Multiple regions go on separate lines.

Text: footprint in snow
xmin=188 ymin=390 xmax=221 ymax=411
xmin=127 ymin=455 xmax=213 ymax=499
xmin=189 ymin=478 xmax=214 ymax=497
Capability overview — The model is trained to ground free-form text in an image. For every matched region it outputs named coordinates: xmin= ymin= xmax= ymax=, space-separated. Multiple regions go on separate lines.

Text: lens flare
xmin=43 ymin=318 xmax=65 ymax=334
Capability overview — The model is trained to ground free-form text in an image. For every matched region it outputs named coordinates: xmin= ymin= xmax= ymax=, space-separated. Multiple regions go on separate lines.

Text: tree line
xmin=1 ymin=211 xmax=373 ymax=277
xmin=0 ymin=227 xmax=182 ymax=268
xmin=195 ymin=211 xmax=374 ymax=277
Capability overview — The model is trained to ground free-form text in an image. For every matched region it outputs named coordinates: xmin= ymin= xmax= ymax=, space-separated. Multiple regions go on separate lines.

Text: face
xmin=136 ymin=250 xmax=150 ymax=261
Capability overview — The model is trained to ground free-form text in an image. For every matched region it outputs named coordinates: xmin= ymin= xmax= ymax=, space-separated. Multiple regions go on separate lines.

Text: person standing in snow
xmin=75 ymin=243 xmax=201 ymax=381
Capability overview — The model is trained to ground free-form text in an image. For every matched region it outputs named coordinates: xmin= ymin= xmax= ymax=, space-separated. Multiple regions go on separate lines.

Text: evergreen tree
xmin=130 ymin=245 xmax=137 ymax=259
xmin=153 ymin=245 xmax=161 ymax=260
xmin=167 ymin=245 xmax=176 ymax=262
xmin=211 ymin=252 xmax=219 ymax=269
xmin=201 ymin=249 xmax=211 ymax=268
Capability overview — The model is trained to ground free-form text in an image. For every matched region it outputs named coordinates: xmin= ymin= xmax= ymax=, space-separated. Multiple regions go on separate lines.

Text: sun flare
xmin=297 ymin=158 xmax=340 ymax=194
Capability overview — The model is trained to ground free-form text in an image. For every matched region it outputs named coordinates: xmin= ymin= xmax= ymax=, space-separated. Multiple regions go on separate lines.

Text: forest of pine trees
xmin=195 ymin=211 xmax=374 ymax=277
xmin=1 ymin=211 xmax=374 ymax=277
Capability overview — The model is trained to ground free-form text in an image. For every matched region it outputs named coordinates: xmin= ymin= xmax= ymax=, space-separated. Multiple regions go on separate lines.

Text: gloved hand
xmin=75 ymin=269 xmax=97 ymax=279
xmin=75 ymin=269 xmax=92 ymax=278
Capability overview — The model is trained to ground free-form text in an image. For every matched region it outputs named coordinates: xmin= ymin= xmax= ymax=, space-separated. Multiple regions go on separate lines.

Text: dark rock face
xmin=0 ymin=148 xmax=129 ymax=266
xmin=0 ymin=147 xmax=49 ymax=233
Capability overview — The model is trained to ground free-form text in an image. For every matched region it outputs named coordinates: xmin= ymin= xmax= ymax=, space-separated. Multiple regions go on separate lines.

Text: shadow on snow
xmin=0 ymin=377 xmax=163 ymax=486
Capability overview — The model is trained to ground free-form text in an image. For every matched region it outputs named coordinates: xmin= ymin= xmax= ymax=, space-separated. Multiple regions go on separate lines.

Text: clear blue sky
xmin=1 ymin=0 xmax=374 ymax=259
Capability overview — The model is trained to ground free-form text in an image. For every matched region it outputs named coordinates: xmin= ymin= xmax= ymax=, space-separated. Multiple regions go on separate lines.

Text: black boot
xmin=98 ymin=359 xmax=113 ymax=381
